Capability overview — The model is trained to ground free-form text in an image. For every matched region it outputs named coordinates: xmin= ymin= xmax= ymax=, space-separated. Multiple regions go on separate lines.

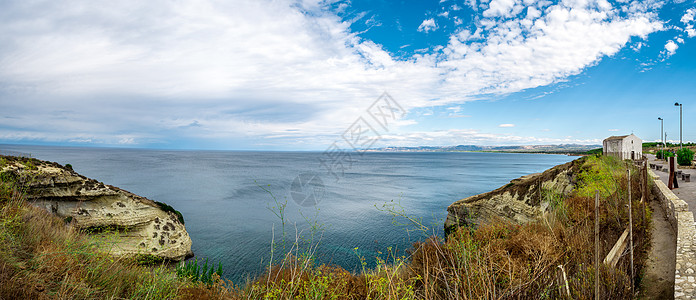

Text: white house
xmin=603 ymin=134 xmax=643 ymax=160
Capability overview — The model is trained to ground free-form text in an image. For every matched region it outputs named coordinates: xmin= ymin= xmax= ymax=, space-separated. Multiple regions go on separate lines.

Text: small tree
xmin=677 ymin=148 xmax=695 ymax=166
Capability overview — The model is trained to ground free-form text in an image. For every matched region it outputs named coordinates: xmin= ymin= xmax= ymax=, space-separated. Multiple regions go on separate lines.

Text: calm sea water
xmin=0 ymin=144 xmax=576 ymax=283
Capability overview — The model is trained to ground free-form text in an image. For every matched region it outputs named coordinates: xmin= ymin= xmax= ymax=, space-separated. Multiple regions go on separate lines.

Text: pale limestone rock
xmin=444 ymin=158 xmax=579 ymax=235
xmin=1 ymin=157 xmax=193 ymax=261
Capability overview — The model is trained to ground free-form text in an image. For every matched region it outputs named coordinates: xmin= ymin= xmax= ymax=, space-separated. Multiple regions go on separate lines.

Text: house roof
xmin=605 ymin=135 xmax=629 ymax=141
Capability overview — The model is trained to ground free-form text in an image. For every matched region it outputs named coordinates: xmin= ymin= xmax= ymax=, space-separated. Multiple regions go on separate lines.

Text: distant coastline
xmin=364 ymin=144 xmax=602 ymax=155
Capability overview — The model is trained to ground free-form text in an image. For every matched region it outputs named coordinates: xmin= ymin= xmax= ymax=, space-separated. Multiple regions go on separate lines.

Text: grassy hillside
xmin=0 ymin=155 xmax=651 ymax=299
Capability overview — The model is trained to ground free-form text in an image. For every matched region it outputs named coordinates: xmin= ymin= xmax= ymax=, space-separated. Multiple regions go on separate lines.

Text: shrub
xmin=677 ymin=148 xmax=695 ymax=166
xmin=23 ymin=160 xmax=37 ymax=170
xmin=65 ymin=163 xmax=73 ymax=171
xmin=656 ymin=150 xmax=674 ymax=159
xmin=155 ymin=201 xmax=185 ymax=224
xmin=585 ymin=148 xmax=603 ymax=155
xmin=134 ymin=254 xmax=165 ymax=266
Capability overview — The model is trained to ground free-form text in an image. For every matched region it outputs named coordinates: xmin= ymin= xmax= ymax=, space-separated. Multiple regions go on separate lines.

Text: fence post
xmin=628 ymin=169 xmax=634 ymax=296
xmin=642 ymin=160 xmax=648 ymax=202
xmin=595 ymin=190 xmax=600 ymax=299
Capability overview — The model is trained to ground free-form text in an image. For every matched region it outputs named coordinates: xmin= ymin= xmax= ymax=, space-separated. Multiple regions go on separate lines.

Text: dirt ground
xmin=638 ymin=198 xmax=676 ymax=299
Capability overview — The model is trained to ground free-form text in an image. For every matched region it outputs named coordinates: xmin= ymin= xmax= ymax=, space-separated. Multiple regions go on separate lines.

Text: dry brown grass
xmin=0 ymin=168 xmax=234 ymax=299
xmin=239 ymin=155 xmax=652 ymax=299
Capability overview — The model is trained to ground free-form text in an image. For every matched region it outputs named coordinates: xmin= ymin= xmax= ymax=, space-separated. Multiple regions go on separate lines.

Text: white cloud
xmin=417 ymin=18 xmax=438 ymax=32
xmin=682 ymin=8 xmax=696 ymax=37
xmin=665 ymin=40 xmax=678 ymax=55
xmin=118 ymin=137 xmax=136 ymax=144
xmin=437 ymin=0 xmax=663 ymax=98
xmin=608 ymin=129 xmax=619 ymax=131
xmin=687 ymin=28 xmax=696 ymax=38
xmin=483 ymin=0 xmax=518 ymax=18
xmin=499 ymin=123 xmax=516 ymax=127
xmin=0 ymin=0 xmax=670 ymax=148
xmin=376 ymin=129 xmax=601 ymax=147
xmin=681 ymin=8 xmax=695 ymax=24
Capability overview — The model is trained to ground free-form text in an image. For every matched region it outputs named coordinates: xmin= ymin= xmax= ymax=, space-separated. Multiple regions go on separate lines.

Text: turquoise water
xmin=0 ymin=145 xmax=577 ymax=283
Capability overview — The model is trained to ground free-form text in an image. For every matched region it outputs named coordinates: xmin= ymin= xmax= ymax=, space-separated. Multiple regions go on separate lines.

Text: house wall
xmin=624 ymin=134 xmax=643 ymax=159
xmin=603 ymin=135 xmax=643 ymax=160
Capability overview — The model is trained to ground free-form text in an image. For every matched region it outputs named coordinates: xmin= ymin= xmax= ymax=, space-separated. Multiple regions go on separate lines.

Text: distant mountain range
xmin=366 ymin=144 xmax=602 ymax=154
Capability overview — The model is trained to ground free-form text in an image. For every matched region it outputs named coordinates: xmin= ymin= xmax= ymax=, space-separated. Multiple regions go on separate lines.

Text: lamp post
xmin=659 ymin=117 xmax=664 ymax=158
xmin=675 ymin=102 xmax=683 ymax=149
xmin=665 ymin=133 xmax=668 ymax=161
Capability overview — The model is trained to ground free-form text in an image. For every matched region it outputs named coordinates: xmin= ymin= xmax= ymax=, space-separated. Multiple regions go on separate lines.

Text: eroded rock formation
xmin=0 ymin=156 xmax=193 ymax=261
xmin=444 ymin=158 xmax=583 ymax=235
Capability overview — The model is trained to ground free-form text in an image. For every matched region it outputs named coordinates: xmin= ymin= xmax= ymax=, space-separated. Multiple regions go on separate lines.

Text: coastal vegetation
xmin=643 ymin=141 xmax=696 ymax=148
xmin=655 ymin=149 xmax=675 ymax=159
xmin=0 ymin=154 xmax=652 ymax=299
xmin=583 ymin=148 xmax=603 ymax=155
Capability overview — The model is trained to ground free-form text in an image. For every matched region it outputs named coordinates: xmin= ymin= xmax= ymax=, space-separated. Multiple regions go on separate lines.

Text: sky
xmin=0 ymin=0 xmax=695 ymax=151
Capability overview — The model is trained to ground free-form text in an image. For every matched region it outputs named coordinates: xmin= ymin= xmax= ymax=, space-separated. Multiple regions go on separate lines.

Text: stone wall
xmin=649 ymin=169 xmax=695 ymax=298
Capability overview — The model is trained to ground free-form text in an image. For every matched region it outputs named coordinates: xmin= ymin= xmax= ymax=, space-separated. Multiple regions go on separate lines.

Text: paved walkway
xmin=647 ymin=154 xmax=696 ymax=299
xmin=648 ymin=154 xmax=696 ymax=219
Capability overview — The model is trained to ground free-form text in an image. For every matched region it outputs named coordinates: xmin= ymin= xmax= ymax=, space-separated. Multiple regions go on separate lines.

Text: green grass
xmin=176 ymin=258 xmax=224 ymax=285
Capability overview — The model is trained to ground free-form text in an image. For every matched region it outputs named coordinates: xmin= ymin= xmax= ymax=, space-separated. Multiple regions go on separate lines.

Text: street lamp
xmin=675 ymin=102 xmax=683 ymax=149
xmin=658 ymin=117 xmax=664 ymax=157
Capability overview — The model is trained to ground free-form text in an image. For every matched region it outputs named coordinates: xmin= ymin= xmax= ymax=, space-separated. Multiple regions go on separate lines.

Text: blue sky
xmin=0 ymin=0 xmax=695 ymax=150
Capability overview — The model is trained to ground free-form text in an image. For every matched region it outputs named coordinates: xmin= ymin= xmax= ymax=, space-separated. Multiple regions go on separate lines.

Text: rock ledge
xmin=0 ymin=156 xmax=193 ymax=261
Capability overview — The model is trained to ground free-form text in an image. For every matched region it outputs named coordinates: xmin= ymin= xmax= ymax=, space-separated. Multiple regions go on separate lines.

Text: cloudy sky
xmin=0 ymin=0 xmax=694 ymax=150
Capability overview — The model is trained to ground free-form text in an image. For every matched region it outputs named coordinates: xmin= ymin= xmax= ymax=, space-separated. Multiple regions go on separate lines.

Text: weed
xmin=176 ymin=258 xmax=224 ymax=285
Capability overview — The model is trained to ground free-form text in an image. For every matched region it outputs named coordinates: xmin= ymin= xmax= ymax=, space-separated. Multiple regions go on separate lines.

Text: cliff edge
xmin=0 ymin=155 xmax=193 ymax=261
xmin=444 ymin=157 xmax=583 ymax=235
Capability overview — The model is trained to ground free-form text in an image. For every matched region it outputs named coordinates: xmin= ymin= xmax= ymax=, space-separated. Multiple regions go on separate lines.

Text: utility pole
xmin=675 ymin=102 xmax=683 ymax=149
xmin=659 ymin=117 xmax=664 ymax=158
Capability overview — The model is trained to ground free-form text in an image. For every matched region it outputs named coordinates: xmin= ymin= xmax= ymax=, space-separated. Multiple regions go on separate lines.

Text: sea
xmin=0 ymin=144 xmax=577 ymax=283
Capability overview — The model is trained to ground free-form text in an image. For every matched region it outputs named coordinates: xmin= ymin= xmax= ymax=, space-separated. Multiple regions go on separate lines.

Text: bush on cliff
xmin=155 ymin=200 xmax=185 ymax=225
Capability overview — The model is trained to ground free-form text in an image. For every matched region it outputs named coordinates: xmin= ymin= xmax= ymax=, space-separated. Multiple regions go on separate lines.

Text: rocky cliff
xmin=444 ymin=157 xmax=583 ymax=235
xmin=0 ymin=155 xmax=193 ymax=261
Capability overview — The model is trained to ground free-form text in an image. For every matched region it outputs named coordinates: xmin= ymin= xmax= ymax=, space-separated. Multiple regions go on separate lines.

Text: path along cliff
xmin=0 ymin=155 xmax=192 ymax=261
